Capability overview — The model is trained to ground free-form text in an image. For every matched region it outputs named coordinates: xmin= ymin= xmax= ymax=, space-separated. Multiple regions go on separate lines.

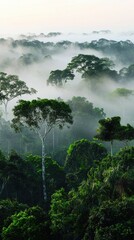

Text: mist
xmin=0 ymin=31 xmax=134 ymax=127
xmin=3 ymin=30 xmax=134 ymax=43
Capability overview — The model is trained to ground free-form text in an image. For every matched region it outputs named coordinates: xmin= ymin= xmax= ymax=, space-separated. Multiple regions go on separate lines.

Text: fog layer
xmin=0 ymin=32 xmax=134 ymax=125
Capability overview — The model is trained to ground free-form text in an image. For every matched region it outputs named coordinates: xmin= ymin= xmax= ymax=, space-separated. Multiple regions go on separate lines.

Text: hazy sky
xmin=0 ymin=0 xmax=133 ymax=35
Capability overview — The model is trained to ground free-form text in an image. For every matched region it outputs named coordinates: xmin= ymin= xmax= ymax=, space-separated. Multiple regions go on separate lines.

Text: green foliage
xmin=50 ymin=188 xmax=68 ymax=231
xmin=67 ymin=96 xmax=106 ymax=140
xmin=119 ymin=124 xmax=134 ymax=142
xmin=19 ymin=53 xmax=39 ymax=65
xmin=95 ymin=116 xmax=121 ymax=142
xmin=47 ymin=54 xmax=119 ymax=87
xmin=65 ymin=139 xmax=107 ymax=189
xmin=119 ymin=64 xmax=134 ymax=81
xmin=12 ymin=98 xmax=73 ymax=201
xmin=0 ymin=199 xmax=27 ymax=238
xmin=50 ymin=146 xmax=134 ymax=240
xmin=2 ymin=206 xmax=50 ymax=240
xmin=0 ymin=72 xmax=36 ymax=118
xmin=87 ymin=146 xmax=134 ymax=200
xmin=50 ymin=188 xmax=77 ymax=239
xmin=47 ymin=69 xmax=74 ymax=86
xmin=67 ymin=96 xmax=105 ymax=118
xmin=0 ymin=151 xmax=42 ymax=204
xmin=85 ymin=197 xmax=134 ymax=240
xmin=12 ymin=98 xmax=73 ymax=132
xmin=67 ymin=54 xmax=117 ymax=80
xmin=95 ymin=116 xmax=134 ymax=155
xmin=0 ymin=150 xmax=66 ymax=205
xmin=45 ymin=156 xmax=66 ymax=199
xmin=112 ymin=88 xmax=134 ymax=98
xmin=65 ymin=139 xmax=107 ymax=172
xmin=0 ymin=96 xmax=106 ymax=156
xmin=126 ymin=64 xmax=134 ymax=78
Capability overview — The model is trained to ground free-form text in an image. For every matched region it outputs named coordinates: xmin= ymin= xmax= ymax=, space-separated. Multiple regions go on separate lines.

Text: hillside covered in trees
xmin=0 ymin=32 xmax=134 ymax=239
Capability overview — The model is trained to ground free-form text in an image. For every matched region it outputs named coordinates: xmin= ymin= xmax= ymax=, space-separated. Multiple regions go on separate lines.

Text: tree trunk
xmin=41 ymin=139 xmax=47 ymax=201
xmin=4 ymin=102 xmax=8 ymax=121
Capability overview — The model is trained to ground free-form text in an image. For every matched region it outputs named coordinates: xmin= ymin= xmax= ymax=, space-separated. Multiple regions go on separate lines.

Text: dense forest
xmin=0 ymin=32 xmax=134 ymax=239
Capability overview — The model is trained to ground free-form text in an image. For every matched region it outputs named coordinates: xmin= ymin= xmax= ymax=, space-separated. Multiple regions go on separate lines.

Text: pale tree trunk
xmin=41 ymin=138 xmax=47 ymax=201
xmin=4 ymin=102 xmax=8 ymax=121
xmin=37 ymin=123 xmax=53 ymax=202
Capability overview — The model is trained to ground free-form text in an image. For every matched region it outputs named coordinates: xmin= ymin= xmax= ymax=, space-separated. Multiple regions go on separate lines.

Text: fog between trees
xmin=0 ymin=32 xmax=133 ymax=156
xmin=0 ymin=32 xmax=134 ymax=126
xmin=0 ymin=31 xmax=134 ymax=240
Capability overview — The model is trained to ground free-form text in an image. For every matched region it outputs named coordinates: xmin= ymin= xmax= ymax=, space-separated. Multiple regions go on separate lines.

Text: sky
xmin=0 ymin=0 xmax=134 ymax=36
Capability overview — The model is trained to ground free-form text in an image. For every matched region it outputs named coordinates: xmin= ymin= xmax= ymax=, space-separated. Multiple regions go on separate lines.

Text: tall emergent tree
xmin=12 ymin=99 xmax=73 ymax=201
xmin=67 ymin=54 xmax=117 ymax=80
xmin=0 ymin=72 xmax=37 ymax=119
xmin=47 ymin=69 xmax=74 ymax=86
xmin=95 ymin=116 xmax=122 ymax=156
xmin=95 ymin=116 xmax=134 ymax=155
